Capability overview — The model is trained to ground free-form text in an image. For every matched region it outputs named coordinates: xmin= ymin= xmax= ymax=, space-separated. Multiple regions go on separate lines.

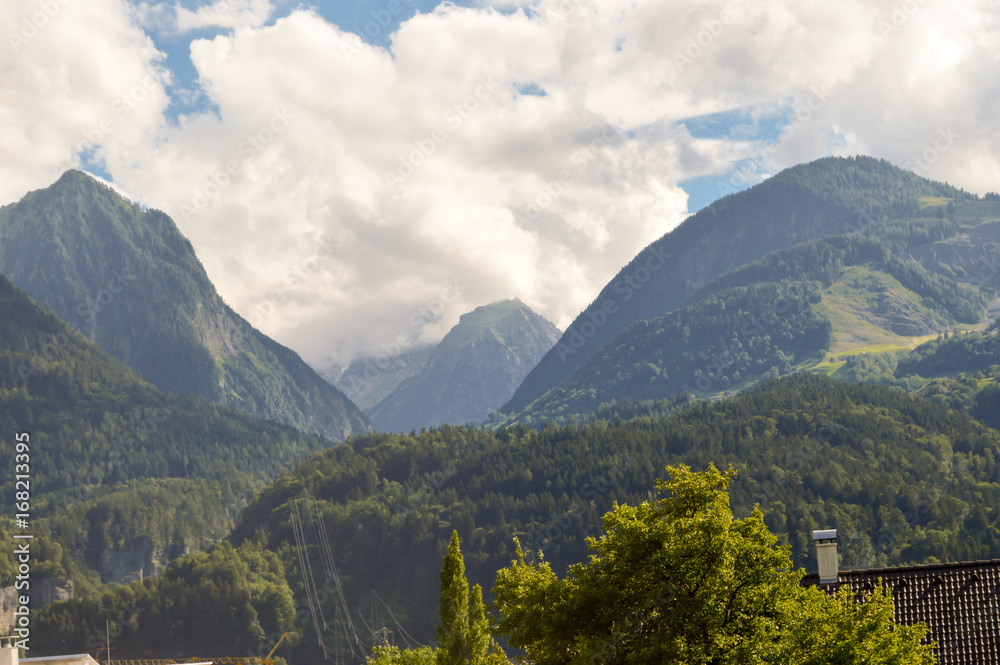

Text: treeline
xmin=781 ymin=155 xmax=975 ymax=219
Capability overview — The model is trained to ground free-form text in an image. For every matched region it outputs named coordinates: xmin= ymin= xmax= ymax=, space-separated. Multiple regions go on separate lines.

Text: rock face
xmin=93 ymin=538 xmax=192 ymax=584
xmin=0 ymin=170 xmax=370 ymax=440
xmin=1 ymin=578 xmax=74 ymax=630
xmin=366 ymin=299 xmax=561 ymax=432
xmin=907 ymin=220 xmax=1000 ymax=287
xmin=98 ymin=538 xmax=159 ymax=584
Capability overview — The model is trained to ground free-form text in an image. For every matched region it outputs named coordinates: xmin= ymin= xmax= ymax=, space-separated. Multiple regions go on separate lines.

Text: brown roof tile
xmin=803 ymin=559 xmax=1000 ymax=664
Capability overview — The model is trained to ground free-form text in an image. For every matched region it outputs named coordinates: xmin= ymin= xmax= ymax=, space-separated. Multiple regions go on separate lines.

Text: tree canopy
xmin=493 ymin=464 xmax=935 ymax=665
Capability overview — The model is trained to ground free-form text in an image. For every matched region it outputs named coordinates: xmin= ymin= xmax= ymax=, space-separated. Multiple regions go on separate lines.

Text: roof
xmin=803 ymin=558 xmax=1000 ymax=665
xmin=21 ymin=656 xmax=101 ymax=665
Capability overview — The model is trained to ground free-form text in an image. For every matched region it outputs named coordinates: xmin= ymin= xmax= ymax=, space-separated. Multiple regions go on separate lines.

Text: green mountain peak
xmin=0 ymin=170 xmax=370 ymax=439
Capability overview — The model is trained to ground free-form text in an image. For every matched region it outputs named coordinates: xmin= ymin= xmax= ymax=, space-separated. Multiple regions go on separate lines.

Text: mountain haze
xmin=366 ymin=299 xmax=560 ymax=431
xmin=330 ymin=345 xmax=435 ymax=410
xmin=0 ymin=170 xmax=370 ymax=440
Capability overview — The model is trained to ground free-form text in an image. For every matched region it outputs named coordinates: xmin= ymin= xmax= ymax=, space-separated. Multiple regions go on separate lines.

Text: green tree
xmin=368 ymin=645 xmax=437 ymax=665
xmin=493 ymin=464 xmax=935 ymax=665
xmin=369 ymin=531 xmax=508 ymax=665
xmin=437 ymin=531 xmax=470 ymax=665
xmin=468 ymin=584 xmax=490 ymax=662
xmin=782 ymin=583 xmax=934 ymax=664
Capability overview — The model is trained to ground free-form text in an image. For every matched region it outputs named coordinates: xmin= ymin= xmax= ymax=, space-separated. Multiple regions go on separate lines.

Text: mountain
xmin=0 ymin=273 xmax=340 ymax=584
xmin=502 ymin=156 xmax=974 ymax=414
xmin=37 ymin=373 xmax=1000 ymax=663
xmin=328 ymin=345 xmax=435 ymax=410
xmin=365 ymin=299 xmax=560 ymax=432
xmin=499 ymin=158 xmax=1000 ymax=425
xmin=505 ymin=228 xmax=996 ymax=424
xmin=0 ymin=170 xmax=370 ymax=440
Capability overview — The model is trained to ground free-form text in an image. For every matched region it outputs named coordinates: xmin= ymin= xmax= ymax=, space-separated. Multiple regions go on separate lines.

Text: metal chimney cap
xmin=812 ymin=529 xmax=838 ymax=541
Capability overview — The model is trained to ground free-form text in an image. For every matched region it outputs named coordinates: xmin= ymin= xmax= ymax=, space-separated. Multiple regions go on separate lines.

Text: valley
xmin=4 ymin=156 xmax=1000 ymax=664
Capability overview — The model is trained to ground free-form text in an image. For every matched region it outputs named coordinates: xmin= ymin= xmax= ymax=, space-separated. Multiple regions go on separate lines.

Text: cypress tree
xmin=436 ymin=530 xmax=469 ymax=665
xmin=468 ymin=584 xmax=489 ymax=663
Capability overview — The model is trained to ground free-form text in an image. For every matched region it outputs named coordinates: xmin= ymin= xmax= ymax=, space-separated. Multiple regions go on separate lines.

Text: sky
xmin=2 ymin=0 xmax=1000 ymax=373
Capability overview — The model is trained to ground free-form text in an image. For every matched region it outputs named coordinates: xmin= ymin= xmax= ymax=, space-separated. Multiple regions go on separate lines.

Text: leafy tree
xmin=493 ymin=464 xmax=934 ymax=665
xmin=368 ymin=646 xmax=436 ymax=665
xmin=781 ymin=584 xmax=934 ymax=664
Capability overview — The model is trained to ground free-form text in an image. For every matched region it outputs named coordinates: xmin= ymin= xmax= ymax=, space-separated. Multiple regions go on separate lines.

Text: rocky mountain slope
xmin=0 ymin=273 xmax=341 ymax=586
xmin=329 ymin=345 xmax=435 ymax=411
xmin=366 ymin=299 xmax=560 ymax=431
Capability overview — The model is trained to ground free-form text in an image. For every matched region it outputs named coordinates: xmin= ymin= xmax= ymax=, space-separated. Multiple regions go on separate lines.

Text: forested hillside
xmin=504 ymin=228 xmax=994 ymax=425
xmin=34 ymin=374 xmax=1000 ymax=662
xmin=0 ymin=275 xmax=339 ymax=584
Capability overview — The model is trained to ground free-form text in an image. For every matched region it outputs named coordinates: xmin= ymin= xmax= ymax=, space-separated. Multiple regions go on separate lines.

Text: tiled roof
xmin=803 ymin=559 xmax=1000 ymax=665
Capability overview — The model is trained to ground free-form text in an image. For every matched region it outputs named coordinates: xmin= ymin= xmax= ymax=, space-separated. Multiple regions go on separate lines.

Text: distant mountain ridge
xmin=365 ymin=299 xmax=560 ymax=432
xmin=0 ymin=170 xmax=370 ymax=440
xmin=329 ymin=345 xmax=435 ymax=411
xmin=503 ymin=156 xmax=972 ymax=414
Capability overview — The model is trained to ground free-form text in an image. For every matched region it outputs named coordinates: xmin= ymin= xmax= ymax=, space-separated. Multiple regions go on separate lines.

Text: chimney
xmin=0 ymin=637 xmax=19 ymax=665
xmin=812 ymin=529 xmax=839 ymax=584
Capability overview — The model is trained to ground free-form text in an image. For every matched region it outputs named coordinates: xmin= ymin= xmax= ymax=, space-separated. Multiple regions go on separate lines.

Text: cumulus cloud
xmin=4 ymin=0 xmax=1000 ymax=372
xmin=110 ymin=6 xmax=694 ymax=368
xmin=740 ymin=0 xmax=1000 ymax=192
xmin=0 ymin=0 xmax=168 ymax=205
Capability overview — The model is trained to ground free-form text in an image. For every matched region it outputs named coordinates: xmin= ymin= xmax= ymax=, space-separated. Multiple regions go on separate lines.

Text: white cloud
xmin=4 ymin=0 xmax=1000 ymax=372
xmin=175 ymin=0 xmax=274 ymax=32
xmin=0 ymin=0 xmax=168 ymax=205
xmin=110 ymin=6 xmax=693 ymax=367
